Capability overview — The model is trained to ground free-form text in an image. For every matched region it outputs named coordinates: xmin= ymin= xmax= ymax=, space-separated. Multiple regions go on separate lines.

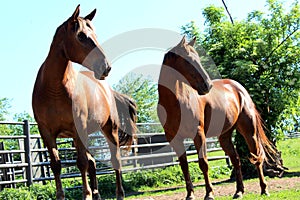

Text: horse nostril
xmin=103 ymin=66 xmax=111 ymax=77
xmin=198 ymin=81 xmax=212 ymax=95
xmin=208 ymin=82 xmax=213 ymax=91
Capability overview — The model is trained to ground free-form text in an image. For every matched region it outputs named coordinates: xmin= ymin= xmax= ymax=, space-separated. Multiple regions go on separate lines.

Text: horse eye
xmin=78 ymin=32 xmax=87 ymax=42
xmin=86 ymin=23 xmax=92 ymax=29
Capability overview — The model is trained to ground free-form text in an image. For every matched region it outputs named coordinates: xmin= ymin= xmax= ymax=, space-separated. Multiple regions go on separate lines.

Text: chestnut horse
xmin=157 ymin=37 xmax=276 ymax=200
xmin=32 ymin=5 xmax=137 ymax=200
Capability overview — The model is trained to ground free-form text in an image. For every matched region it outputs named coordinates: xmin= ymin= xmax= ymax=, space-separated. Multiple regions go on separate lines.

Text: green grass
xmin=188 ymin=149 xmax=229 ymax=168
xmin=217 ymin=188 xmax=300 ymax=200
xmin=126 ymin=176 xmax=300 ymax=199
xmin=277 ymin=137 xmax=300 ymax=172
xmin=126 ymin=138 xmax=300 ymax=199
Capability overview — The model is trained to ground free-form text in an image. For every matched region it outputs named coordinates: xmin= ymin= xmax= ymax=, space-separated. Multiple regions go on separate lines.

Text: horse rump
xmin=113 ymin=91 xmax=137 ymax=150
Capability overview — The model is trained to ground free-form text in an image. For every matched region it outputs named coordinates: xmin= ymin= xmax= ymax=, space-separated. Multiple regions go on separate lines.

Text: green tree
xmin=113 ymin=73 xmax=162 ymax=133
xmin=0 ymin=99 xmax=39 ymax=150
xmin=0 ymin=98 xmax=11 ymax=121
xmin=10 ymin=112 xmax=39 ymax=136
xmin=0 ymin=98 xmax=12 ymax=147
xmin=182 ymin=0 xmax=299 ymax=176
xmin=276 ymin=95 xmax=300 ymax=137
xmin=113 ymin=73 xmax=159 ymax=123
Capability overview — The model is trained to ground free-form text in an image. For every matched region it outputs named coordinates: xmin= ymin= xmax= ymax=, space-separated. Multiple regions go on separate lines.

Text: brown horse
xmin=32 ymin=5 xmax=137 ymax=200
xmin=157 ymin=37 xmax=276 ymax=200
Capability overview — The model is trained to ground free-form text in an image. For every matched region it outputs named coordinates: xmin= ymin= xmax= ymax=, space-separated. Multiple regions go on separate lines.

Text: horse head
xmin=162 ymin=36 xmax=212 ymax=95
xmin=59 ymin=5 xmax=111 ymax=80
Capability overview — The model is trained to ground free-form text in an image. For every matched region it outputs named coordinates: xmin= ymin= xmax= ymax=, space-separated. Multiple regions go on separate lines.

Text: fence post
xmin=225 ymin=154 xmax=231 ymax=168
xmin=23 ymin=120 xmax=33 ymax=186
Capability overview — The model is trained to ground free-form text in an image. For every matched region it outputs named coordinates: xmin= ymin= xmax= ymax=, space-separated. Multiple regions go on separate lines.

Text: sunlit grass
xmin=217 ymin=188 xmax=300 ymax=200
xmin=126 ymin=138 xmax=300 ymax=199
xmin=277 ymin=137 xmax=300 ymax=172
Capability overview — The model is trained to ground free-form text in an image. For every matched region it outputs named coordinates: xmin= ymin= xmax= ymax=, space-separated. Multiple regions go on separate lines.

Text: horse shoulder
xmin=90 ymin=80 xmax=115 ymax=120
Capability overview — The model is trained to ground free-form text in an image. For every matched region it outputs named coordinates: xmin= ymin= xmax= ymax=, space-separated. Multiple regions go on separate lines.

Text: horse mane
xmin=164 ymin=42 xmax=201 ymax=68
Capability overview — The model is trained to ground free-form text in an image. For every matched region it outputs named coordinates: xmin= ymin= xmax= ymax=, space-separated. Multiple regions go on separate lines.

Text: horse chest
xmin=34 ymin=89 xmax=72 ymax=121
xmin=158 ymin=93 xmax=201 ymax=139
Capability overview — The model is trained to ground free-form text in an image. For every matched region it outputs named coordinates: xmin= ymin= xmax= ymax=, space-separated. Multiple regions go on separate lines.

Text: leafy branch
xmin=264 ymin=27 xmax=299 ymax=63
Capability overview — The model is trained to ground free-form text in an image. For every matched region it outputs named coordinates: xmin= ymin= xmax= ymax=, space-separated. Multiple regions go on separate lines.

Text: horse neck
xmin=158 ymin=65 xmax=192 ymax=96
xmin=41 ymin=36 xmax=71 ymax=86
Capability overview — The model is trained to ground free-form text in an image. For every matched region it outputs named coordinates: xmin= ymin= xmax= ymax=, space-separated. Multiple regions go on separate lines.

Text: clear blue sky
xmin=0 ymin=0 xmax=291 ymax=119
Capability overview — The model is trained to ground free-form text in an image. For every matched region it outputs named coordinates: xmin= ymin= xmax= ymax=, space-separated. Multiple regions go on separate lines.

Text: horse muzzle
xmin=197 ymin=81 xmax=213 ymax=95
xmin=100 ymin=66 xmax=111 ymax=80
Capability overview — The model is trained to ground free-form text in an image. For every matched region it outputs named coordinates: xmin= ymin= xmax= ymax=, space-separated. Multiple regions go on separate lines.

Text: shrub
xmin=0 ymin=188 xmax=30 ymax=200
xmin=0 ymin=160 xmax=231 ymax=199
xmin=30 ymin=184 xmax=56 ymax=200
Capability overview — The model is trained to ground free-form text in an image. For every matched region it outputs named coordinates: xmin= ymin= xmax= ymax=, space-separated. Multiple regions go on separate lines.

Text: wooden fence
xmin=0 ymin=120 xmax=229 ymax=190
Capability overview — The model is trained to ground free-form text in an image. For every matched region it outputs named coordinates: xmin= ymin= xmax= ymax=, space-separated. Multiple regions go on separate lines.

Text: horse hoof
xmin=186 ymin=195 xmax=195 ymax=200
xmin=186 ymin=197 xmax=195 ymax=200
xmin=92 ymin=194 xmax=101 ymax=200
xmin=204 ymin=193 xmax=214 ymax=200
xmin=233 ymin=191 xmax=243 ymax=199
xmin=261 ymin=191 xmax=270 ymax=196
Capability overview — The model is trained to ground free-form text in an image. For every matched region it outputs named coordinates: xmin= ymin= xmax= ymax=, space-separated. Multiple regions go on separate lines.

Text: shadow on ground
xmin=125 ymin=178 xmax=232 ymax=198
xmin=282 ymin=171 xmax=300 ymax=178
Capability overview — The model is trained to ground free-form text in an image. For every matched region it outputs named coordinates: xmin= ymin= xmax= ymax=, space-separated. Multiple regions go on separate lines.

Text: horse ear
xmin=71 ymin=4 xmax=80 ymax=21
xmin=188 ymin=37 xmax=197 ymax=47
xmin=85 ymin=9 xmax=97 ymax=21
xmin=178 ymin=36 xmax=186 ymax=47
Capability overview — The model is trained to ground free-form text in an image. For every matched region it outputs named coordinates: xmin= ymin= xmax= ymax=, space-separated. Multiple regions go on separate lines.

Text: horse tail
xmin=250 ymin=109 xmax=277 ymax=165
xmin=252 ymin=109 xmax=288 ymax=176
xmin=113 ymin=91 xmax=137 ymax=150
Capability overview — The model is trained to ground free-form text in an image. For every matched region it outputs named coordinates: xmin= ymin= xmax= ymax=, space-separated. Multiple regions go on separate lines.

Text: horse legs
xmin=236 ymin=112 xmax=269 ymax=196
xmin=170 ymin=137 xmax=195 ymax=200
xmin=39 ymin=125 xmax=65 ymax=200
xmin=193 ymin=129 xmax=214 ymax=200
xmin=106 ymin=128 xmax=125 ymax=200
xmin=74 ymin=136 xmax=93 ymax=200
xmin=87 ymin=152 xmax=100 ymax=200
xmin=218 ymin=129 xmax=244 ymax=199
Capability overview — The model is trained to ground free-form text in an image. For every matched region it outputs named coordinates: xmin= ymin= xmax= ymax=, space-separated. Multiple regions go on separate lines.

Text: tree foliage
xmin=0 ymin=99 xmax=38 ymax=151
xmin=0 ymin=98 xmax=11 ymax=121
xmin=0 ymin=98 xmax=12 ymax=149
xmin=113 ymin=73 xmax=159 ymax=124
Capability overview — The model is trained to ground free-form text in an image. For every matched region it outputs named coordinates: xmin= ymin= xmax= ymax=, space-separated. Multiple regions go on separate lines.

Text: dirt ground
xmin=132 ymin=174 xmax=300 ymax=200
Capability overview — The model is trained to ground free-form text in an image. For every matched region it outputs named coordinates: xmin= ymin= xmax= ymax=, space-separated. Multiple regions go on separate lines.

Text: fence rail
xmin=0 ymin=120 xmax=229 ymax=190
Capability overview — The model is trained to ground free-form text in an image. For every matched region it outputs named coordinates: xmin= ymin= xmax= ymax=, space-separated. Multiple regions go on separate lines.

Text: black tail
xmin=113 ymin=91 xmax=137 ymax=150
